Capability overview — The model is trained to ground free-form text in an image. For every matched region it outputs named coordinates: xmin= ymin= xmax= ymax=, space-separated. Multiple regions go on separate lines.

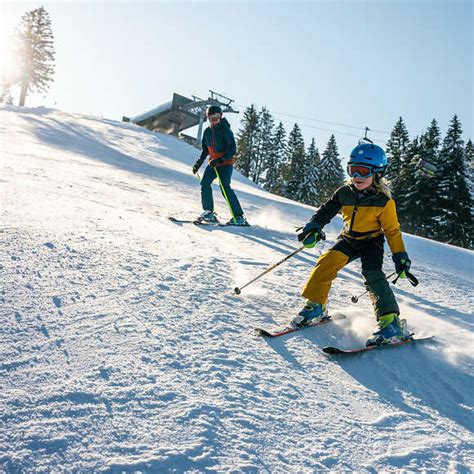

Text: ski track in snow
xmin=1 ymin=106 xmax=473 ymax=472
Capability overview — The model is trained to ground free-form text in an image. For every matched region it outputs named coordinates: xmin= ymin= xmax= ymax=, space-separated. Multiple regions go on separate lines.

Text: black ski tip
xmin=169 ymin=217 xmax=194 ymax=224
xmin=322 ymin=346 xmax=345 ymax=355
xmin=254 ymin=328 xmax=274 ymax=337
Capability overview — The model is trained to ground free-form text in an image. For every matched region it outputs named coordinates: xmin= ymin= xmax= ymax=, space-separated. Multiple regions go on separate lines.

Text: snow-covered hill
xmin=1 ymin=106 xmax=473 ymax=472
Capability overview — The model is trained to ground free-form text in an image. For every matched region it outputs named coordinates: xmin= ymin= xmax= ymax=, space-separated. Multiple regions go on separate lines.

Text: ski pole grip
xmin=406 ymin=270 xmax=419 ymax=287
xmin=391 ymin=269 xmax=418 ymax=286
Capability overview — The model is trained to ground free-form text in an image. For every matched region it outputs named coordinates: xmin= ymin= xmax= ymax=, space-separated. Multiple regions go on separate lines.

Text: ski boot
xmin=366 ymin=313 xmax=411 ymax=346
xmin=196 ymin=211 xmax=219 ymax=224
xmin=290 ymin=301 xmax=328 ymax=328
xmin=227 ymin=215 xmax=250 ymax=226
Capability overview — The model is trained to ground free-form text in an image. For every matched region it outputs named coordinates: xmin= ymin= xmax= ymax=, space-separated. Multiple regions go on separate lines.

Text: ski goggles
xmin=347 ymin=164 xmax=375 ymax=178
xmin=208 ymin=113 xmax=222 ymax=122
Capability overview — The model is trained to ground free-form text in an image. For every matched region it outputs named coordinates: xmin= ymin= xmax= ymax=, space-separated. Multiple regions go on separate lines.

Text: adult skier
xmin=192 ymin=105 xmax=248 ymax=226
xmin=291 ymin=142 xmax=412 ymax=346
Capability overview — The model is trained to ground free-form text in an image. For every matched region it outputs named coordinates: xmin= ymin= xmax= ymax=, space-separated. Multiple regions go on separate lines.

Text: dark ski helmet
xmin=349 ymin=142 xmax=387 ymax=175
xmin=206 ymin=105 xmax=223 ymax=117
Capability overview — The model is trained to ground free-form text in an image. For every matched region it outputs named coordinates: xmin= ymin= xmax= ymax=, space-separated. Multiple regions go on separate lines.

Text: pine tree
xmin=264 ymin=122 xmax=287 ymax=195
xmin=318 ymin=135 xmax=344 ymax=203
xmin=435 ymin=115 xmax=473 ymax=248
xmin=16 ymin=6 xmax=55 ymax=106
xmin=385 ymin=117 xmax=410 ymax=202
xmin=251 ymin=107 xmax=274 ymax=185
xmin=465 ymin=139 xmax=474 ymax=203
xmin=0 ymin=85 xmax=14 ymax=105
xmin=466 ymin=140 xmax=474 ymax=248
xmin=397 ymin=136 xmax=423 ymax=233
xmin=284 ymin=124 xmax=306 ymax=198
xmin=235 ymin=105 xmax=259 ymax=178
xmin=296 ymin=138 xmax=321 ymax=206
xmin=413 ymin=119 xmax=442 ymax=239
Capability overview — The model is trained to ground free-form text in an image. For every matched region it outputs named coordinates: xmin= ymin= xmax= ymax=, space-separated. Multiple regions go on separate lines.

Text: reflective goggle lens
xmin=347 ymin=164 xmax=373 ymax=178
xmin=208 ymin=113 xmax=221 ymax=122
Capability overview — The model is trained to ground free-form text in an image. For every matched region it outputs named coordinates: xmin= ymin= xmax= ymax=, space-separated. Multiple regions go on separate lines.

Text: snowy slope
xmin=1 ymin=105 xmax=473 ymax=473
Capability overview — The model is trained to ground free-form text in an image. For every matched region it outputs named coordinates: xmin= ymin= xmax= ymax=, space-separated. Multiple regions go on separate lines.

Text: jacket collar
xmin=349 ymin=183 xmax=377 ymax=197
xmin=211 ymin=117 xmax=230 ymax=130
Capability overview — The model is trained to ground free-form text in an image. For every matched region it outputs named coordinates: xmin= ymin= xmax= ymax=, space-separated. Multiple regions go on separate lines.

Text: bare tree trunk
xmin=19 ymin=76 xmax=29 ymax=106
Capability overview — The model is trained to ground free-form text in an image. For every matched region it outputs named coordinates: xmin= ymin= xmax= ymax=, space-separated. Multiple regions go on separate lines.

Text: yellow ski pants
xmin=302 ymin=236 xmax=399 ymax=317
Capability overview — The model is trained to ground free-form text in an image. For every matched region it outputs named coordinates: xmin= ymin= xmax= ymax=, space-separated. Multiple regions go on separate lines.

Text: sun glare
xmin=0 ymin=36 xmax=21 ymax=86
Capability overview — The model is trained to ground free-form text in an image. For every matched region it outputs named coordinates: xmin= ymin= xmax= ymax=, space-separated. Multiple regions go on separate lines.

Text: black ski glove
xmin=192 ymin=159 xmax=204 ymax=174
xmin=297 ymin=222 xmax=325 ymax=249
xmin=391 ymin=252 xmax=419 ymax=287
xmin=392 ymin=252 xmax=411 ymax=278
xmin=210 ymin=158 xmax=224 ymax=168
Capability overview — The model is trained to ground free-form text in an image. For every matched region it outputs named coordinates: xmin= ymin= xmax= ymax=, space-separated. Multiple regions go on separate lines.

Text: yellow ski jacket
xmin=310 ymin=184 xmax=406 ymax=254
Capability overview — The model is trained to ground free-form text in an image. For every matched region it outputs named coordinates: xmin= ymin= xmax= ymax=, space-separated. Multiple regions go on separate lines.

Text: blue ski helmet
xmin=349 ymin=143 xmax=387 ymax=175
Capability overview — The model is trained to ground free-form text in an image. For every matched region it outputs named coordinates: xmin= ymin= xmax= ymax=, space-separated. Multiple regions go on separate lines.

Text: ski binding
xmin=255 ymin=314 xmax=345 ymax=338
xmin=169 ymin=216 xmax=250 ymax=227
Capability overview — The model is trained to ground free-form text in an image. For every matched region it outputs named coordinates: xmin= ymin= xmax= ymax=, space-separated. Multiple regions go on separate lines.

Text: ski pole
xmin=351 ymin=271 xmax=397 ymax=303
xmin=215 ymin=167 xmax=237 ymax=224
xmin=234 ymin=245 xmax=306 ymax=295
xmin=351 ymin=268 xmax=419 ymax=303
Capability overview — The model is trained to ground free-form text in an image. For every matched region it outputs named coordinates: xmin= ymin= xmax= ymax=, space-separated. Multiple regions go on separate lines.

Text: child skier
xmin=192 ymin=105 xmax=248 ymax=226
xmin=291 ymin=142 xmax=412 ymax=346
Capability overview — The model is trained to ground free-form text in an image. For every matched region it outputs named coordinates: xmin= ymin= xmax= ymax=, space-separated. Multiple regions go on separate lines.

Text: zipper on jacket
xmin=211 ymin=126 xmax=216 ymax=150
xmin=349 ymin=191 xmax=360 ymax=232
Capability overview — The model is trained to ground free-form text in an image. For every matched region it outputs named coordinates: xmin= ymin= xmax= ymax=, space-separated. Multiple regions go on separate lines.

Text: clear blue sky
xmin=1 ymin=0 xmax=472 ymax=158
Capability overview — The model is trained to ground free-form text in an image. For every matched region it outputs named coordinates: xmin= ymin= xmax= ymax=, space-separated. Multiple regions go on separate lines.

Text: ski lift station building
xmin=123 ymin=91 xmax=238 ymax=147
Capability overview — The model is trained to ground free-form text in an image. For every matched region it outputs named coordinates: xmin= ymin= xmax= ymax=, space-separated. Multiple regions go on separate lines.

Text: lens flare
xmin=0 ymin=39 xmax=21 ymax=87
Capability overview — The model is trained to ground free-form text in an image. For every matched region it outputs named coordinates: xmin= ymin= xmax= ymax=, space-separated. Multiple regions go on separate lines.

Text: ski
xmin=168 ymin=217 xmax=196 ymax=224
xmin=322 ymin=335 xmax=435 ymax=356
xmin=225 ymin=219 xmax=251 ymax=227
xmin=193 ymin=220 xmax=226 ymax=227
xmin=168 ymin=216 xmax=250 ymax=227
xmin=169 ymin=216 xmax=224 ymax=226
xmin=255 ymin=314 xmax=345 ymax=338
